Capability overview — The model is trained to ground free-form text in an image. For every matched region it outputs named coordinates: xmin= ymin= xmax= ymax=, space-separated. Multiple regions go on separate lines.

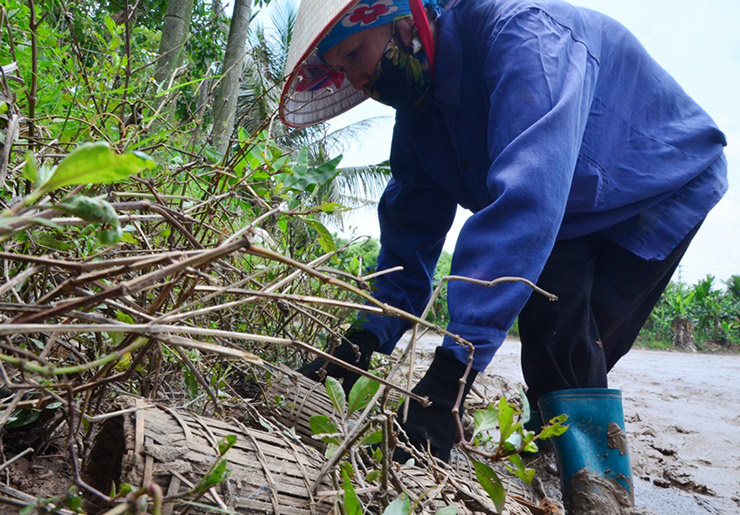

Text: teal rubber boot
xmin=539 ymin=389 xmax=634 ymax=514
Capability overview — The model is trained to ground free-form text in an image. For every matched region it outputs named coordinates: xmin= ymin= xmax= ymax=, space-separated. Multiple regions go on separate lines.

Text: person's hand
xmin=393 ymin=346 xmax=478 ymax=464
xmin=298 ymin=329 xmax=379 ymax=395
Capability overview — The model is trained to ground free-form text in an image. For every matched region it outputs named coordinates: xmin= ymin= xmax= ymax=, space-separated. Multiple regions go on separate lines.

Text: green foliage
xmin=639 ymin=276 xmax=740 ymax=349
xmin=382 ymin=493 xmax=411 ymax=515
xmin=347 ymin=374 xmax=380 ymax=416
xmin=24 ymin=142 xmax=155 ymax=203
xmin=469 ymin=394 xmax=569 ymax=502
xmin=472 ymin=459 xmax=506 ymax=514
xmin=2 ymin=143 xmax=155 ymax=246
xmin=325 ymin=376 xmax=346 ymax=418
xmin=191 ymin=435 xmax=237 ymax=495
xmin=194 ymin=459 xmax=230 ymax=494
xmin=0 ymin=0 xmax=399 ymax=510
xmin=342 ymin=469 xmax=364 ymax=514
xmin=217 ymin=434 xmax=237 ymax=455
xmin=2 ymin=408 xmax=41 ymax=429
xmin=20 ymin=486 xmax=85 ymax=515
xmin=279 ymin=149 xmax=343 ymax=197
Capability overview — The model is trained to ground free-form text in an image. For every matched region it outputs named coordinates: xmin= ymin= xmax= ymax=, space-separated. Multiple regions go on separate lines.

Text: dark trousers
xmin=519 ymin=223 xmax=701 ymax=408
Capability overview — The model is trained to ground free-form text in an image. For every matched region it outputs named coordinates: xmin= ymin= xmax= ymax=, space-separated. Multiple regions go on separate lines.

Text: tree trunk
xmin=211 ymin=0 xmax=252 ymax=156
xmin=154 ymin=0 xmax=194 ymax=85
xmin=153 ymin=0 xmax=194 ymax=124
xmin=671 ymin=317 xmax=697 ymax=352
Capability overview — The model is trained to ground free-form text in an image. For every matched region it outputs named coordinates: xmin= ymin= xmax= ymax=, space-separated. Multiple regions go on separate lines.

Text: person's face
xmin=321 ymin=24 xmax=393 ymax=92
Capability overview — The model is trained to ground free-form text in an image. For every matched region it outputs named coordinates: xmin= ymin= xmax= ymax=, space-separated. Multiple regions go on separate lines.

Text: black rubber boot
xmin=393 ymin=346 xmax=478 ymax=464
xmin=297 ymin=330 xmax=379 ymax=396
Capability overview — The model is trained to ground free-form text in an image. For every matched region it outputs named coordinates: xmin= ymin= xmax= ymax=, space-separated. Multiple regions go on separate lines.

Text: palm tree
xmin=237 ymin=0 xmax=392 ymax=216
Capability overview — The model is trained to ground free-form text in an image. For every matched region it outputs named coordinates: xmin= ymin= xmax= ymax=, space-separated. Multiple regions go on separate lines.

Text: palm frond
xmin=334 ymin=164 xmax=391 ymax=205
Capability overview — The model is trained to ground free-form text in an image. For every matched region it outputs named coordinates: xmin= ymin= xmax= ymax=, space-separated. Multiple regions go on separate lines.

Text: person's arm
xmin=359 ymin=128 xmax=458 ymax=352
xmin=442 ymin=8 xmax=599 ymax=370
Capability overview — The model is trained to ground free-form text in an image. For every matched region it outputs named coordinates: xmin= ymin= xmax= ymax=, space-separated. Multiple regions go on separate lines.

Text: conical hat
xmin=280 ymin=0 xmax=365 ymax=128
xmin=280 ymin=0 xmax=435 ymax=128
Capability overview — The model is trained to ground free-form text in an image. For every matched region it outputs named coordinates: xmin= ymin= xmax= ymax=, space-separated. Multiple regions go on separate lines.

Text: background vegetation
xmin=0 ymin=0 xmax=735 ymax=512
xmin=354 ymin=239 xmax=740 ymax=350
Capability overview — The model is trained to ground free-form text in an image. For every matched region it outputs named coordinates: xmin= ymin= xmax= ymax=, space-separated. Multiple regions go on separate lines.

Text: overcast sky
xmin=324 ymin=0 xmax=739 ymax=285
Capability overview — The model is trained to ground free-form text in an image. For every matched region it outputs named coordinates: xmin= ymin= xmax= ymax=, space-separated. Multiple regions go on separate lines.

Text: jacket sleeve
xmin=442 ymin=8 xmax=599 ymax=370
xmin=359 ymin=127 xmax=458 ymax=353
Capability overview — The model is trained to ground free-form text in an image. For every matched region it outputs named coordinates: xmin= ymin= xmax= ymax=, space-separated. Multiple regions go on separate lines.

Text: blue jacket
xmin=361 ymin=0 xmax=728 ymax=370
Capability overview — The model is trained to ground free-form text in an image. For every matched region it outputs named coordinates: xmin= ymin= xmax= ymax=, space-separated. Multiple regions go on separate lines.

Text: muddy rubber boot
xmin=539 ymin=388 xmax=634 ymax=515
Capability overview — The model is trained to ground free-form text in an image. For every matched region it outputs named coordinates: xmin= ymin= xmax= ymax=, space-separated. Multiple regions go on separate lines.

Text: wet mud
xmin=403 ymin=335 xmax=740 ymax=514
xmin=607 ymin=422 xmax=629 ymax=455
xmin=567 ymin=467 xmax=633 ymax=514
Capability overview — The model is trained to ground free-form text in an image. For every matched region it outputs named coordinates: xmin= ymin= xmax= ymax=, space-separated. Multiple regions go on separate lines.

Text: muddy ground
xmin=4 ymin=336 xmax=738 ymax=514
xmin=404 ymin=335 xmax=740 ymax=514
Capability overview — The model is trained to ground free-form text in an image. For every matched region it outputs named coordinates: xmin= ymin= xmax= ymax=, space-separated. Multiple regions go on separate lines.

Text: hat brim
xmin=280 ymin=1 xmax=367 ymax=128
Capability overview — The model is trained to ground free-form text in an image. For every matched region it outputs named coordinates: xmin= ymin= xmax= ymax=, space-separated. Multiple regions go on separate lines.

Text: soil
xmin=3 ymin=336 xmax=739 ymax=514
xmin=404 ymin=334 xmax=740 ymax=514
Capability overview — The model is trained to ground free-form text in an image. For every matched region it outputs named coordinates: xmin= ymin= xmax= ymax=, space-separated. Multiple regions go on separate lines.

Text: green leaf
xmin=361 ymin=430 xmax=383 ymax=446
xmin=183 ymin=368 xmax=199 ymax=399
xmin=309 ymin=414 xmax=340 ymax=444
xmin=300 ymin=217 xmax=335 ymax=254
xmin=257 ymin=415 xmax=274 ymax=433
xmin=23 ymin=152 xmax=38 ymax=183
xmin=538 ymin=414 xmax=569 ymax=440
xmin=340 ymin=461 xmax=355 ymax=480
xmin=365 ymin=470 xmax=381 ymax=482
xmin=506 ymin=459 xmax=535 ymax=484
xmin=348 ymin=374 xmax=380 ymax=416
xmin=506 ymin=454 xmax=535 ymax=485
xmin=473 ymin=404 xmax=498 ymax=438
xmin=372 ymin=446 xmax=383 ymax=462
xmin=54 ymin=196 xmax=118 ymax=225
xmin=503 ymin=432 xmax=522 ymax=453
xmin=218 ymin=435 xmax=237 ymax=456
xmin=32 ymin=233 xmax=73 ymax=251
xmin=383 ymin=493 xmax=411 ymax=515
xmin=98 ymin=226 xmax=123 ymax=245
xmin=5 ymin=408 xmax=41 ymax=429
xmin=317 ymin=201 xmax=347 ymax=213
xmin=64 ymin=486 xmax=83 ymax=512
xmin=342 ymin=470 xmax=363 ymax=515
xmin=281 ymin=154 xmax=343 ymax=193
xmin=325 ymin=376 xmax=346 ymax=418
xmin=325 ymin=442 xmax=339 ymax=458
xmin=120 ymin=232 xmax=138 ymax=244
xmin=35 ymin=142 xmax=155 ymax=198
xmin=116 ymin=311 xmax=135 ymax=324
xmin=103 ymin=14 xmax=117 ymax=37
xmin=196 ymin=459 xmax=230 ymax=493
xmin=521 ymin=430 xmax=538 ymax=453
xmin=434 ymin=507 xmax=459 ymax=515
xmin=472 ymin=459 xmax=506 ymax=515
xmin=497 ymin=397 xmax=516 ymax=442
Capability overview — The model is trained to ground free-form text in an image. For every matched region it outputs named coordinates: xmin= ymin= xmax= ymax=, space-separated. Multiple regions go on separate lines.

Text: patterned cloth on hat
xmin=317 ymin=0 xmax=412 ymax=56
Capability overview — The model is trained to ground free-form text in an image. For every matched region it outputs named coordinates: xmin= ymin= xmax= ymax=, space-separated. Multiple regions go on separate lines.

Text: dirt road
xmin=404 ymin=335 xmax=740 ymax=514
